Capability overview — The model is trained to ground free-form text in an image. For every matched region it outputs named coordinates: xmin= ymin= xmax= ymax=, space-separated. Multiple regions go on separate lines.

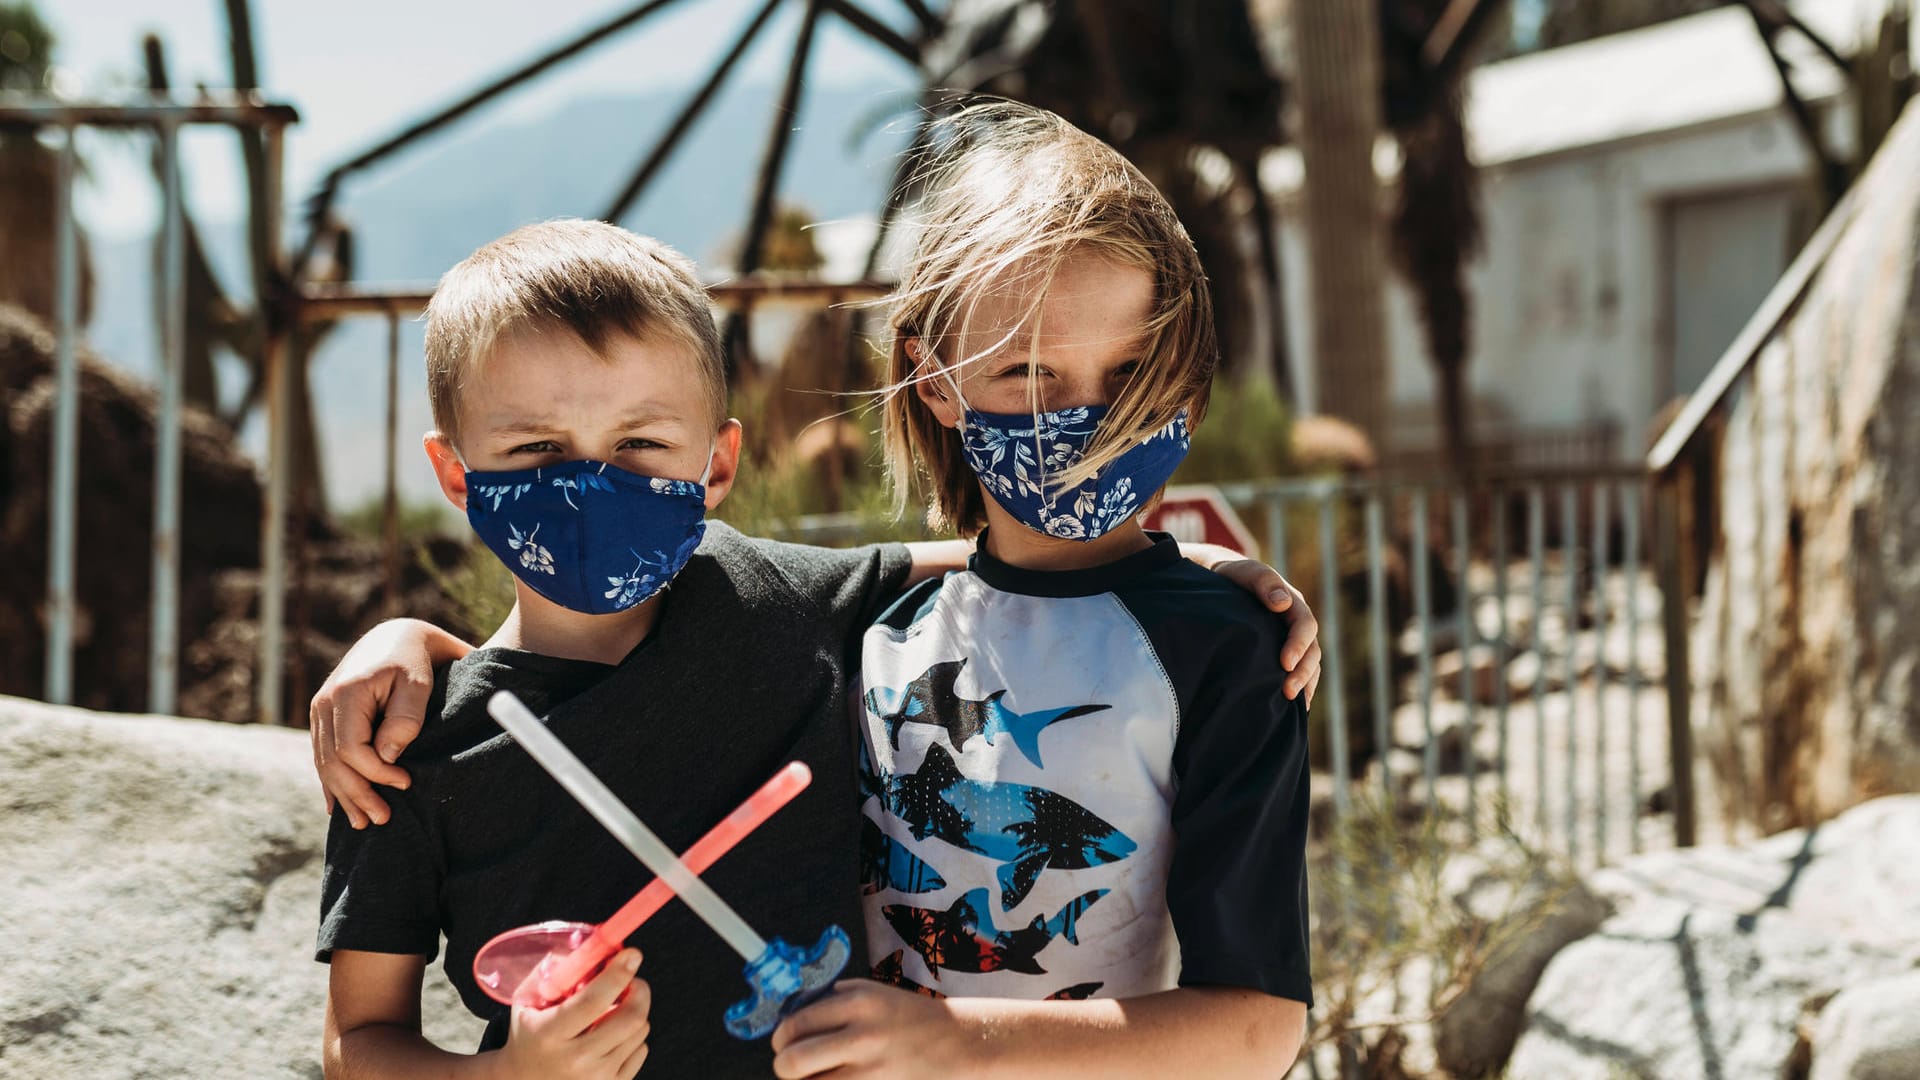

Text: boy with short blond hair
xmin=319 ymin=219 xmax=915 ymax=1078
xmin=314 ymin=219 xmax=1320 ymax=1080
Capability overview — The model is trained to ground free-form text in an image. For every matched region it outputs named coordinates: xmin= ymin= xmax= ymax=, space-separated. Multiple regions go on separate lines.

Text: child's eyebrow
xmin=488 ymin=418 xmax=561 ymax=438
xmin=611 ymin=408 xmax=685 ymax=428
xmin=485 ymin=407 xmax=685 ymax=438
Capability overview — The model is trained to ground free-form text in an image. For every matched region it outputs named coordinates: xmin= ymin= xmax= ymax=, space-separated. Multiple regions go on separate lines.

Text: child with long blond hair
xmin=768 ymin=101 xmax=1312 ymax=1078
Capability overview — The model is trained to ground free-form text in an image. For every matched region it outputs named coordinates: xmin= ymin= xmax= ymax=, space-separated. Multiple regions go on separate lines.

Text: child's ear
xmin=907 ymin=337 xmax=961 ymax=431
xmin=700 ymin=419 xmax=745 ymax=512
xmin=423 ymin=432 xmax=469 ymax=511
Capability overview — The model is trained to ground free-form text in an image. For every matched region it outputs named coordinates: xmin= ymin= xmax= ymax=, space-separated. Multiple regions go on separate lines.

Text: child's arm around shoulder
xmin=771 ymin=981 xmax=1304 ymax=1079
xmin=312 ymin=618 xmax=476 ymax=830
xmin=324 ymin=948 xmax=652 ymax=1080
xmin=905 ymin=537 xmax=1324 ymax=705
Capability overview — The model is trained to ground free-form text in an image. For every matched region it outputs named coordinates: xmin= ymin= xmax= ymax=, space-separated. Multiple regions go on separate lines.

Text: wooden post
xmin=382 ymin=310 xmax=401 ymax=614
xmin=1654 ymin=475 xmax=1698 ymax=847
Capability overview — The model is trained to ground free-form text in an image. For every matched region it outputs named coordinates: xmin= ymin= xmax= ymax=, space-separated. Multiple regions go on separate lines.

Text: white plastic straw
xmin=488 ymin=691 xmax=767 ymax=962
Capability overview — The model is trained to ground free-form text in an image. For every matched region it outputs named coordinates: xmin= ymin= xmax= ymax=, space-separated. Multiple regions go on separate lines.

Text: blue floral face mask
xmin=958 ymin=404 xmax=1190 ymax=541
xmin=464 ymin=456 xmax=709 ymax=615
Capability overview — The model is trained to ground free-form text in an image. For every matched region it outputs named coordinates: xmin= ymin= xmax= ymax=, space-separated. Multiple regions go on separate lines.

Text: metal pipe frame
xmin=1592 ymin=482 xmax=1612 ymax=862
xmin=0 ymin=93 xmax=297 ymax=126
xmin=44 ymin=126 xmax=81 ymax=705
xmin=1623 ymin=481 xmax=1645 ymax=853
xmin=295 ymin=277 xmax=895 ymax=323
xmin=1452 ymin=489 xmax=1475 ymax=836
xmin=1412 ymin=490 xmax=1437 ymax=809
xmin=1364 ymin=493 xmax=1393 ymax=802
xmin=1317 ymin=496 xmax=1351 ymax=818
xmin=257 ymin=125 xmax=291 ymax=726
xmin=382 ymin=312 xmax=403 ymax=614
xmin=149 ymin=119 xmax=187 ymax=715
xmin=1560 ymin=484 xmax=1580 ymax=864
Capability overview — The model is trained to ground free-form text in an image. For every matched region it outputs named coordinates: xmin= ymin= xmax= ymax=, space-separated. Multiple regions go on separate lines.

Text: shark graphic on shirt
xmin=863 ymin=742 xmax=1137 ymax=911
xmin=864 ymin=658 xmax=1111 ymax=769
xmin=872 ymin=950 xmax=1104 ymax=1000
xmin=860 ymin=815 xmax=946 ymax=896
xmin=881 ymin=887 xmax=1107 ymax=977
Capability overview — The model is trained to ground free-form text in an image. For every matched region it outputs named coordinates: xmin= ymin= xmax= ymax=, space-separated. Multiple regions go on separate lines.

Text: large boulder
xmin=0 ymin=696 xmax=478 ymax=1077
xmin=1508 ymin=795 xmax=1920 ymax=1079
xmin=1511 ymin=905 xmax=1906 ymax=1080
xmin=1432 ymin=840 xmax=1610 ymax=1079
xmin=1809 ymin=970 xmax=1920 ymax=1080
xmin=1688 ymin=98 xmax=1920 ymax=828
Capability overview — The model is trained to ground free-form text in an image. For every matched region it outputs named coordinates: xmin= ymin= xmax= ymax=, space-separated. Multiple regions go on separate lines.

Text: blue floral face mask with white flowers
xmin=464 ymin=456 xmax=709 ymax=615
xmin=959 ymin=404 xmax=1190 ymax=541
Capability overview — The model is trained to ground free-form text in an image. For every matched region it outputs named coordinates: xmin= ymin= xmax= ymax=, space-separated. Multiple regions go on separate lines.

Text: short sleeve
xmin=315 ymin=782 xmax=444 ymax=963
xmin=1165 ymin=617 xmax=1314 ymax=1006
xmin=748 ymin=539 xmax=914 ymax=649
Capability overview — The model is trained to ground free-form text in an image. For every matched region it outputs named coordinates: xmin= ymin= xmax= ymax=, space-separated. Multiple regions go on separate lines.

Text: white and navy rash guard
xmin=854 ymin=532 xmax=1314 ymax=1005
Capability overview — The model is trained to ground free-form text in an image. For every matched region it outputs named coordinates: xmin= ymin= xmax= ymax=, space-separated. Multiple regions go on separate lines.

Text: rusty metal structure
xmin=10 ymin=94 xmax=296 ymax=721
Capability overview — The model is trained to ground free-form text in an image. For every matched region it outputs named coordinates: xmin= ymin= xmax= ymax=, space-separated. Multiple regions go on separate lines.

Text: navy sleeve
xmin=1122 ymin=573 xmax=1314 ymax=1005
xmin=315 ymin=781 xmax=444 ymax=963
xmin=747 ymin=538 xmax=915 ymax=648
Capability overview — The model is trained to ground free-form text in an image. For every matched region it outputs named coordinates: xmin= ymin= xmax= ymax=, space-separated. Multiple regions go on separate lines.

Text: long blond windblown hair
xmin=879 ymin=99 xmax=1217 ymax=536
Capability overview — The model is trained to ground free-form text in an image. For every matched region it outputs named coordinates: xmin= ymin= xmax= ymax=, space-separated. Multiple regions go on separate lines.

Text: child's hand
xmin=309 ymin=618 xmax=467 ymax=828
xmin=498 ymin=948 xmax=651 ymax=1080
xmin=1191 ymin=547 xmax=1323 ymax=706
xmin=771 ymin=981 xmax=967 ymax=1079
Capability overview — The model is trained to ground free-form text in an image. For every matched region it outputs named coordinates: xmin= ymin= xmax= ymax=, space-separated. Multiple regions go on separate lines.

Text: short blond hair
xmin=425 ymin=220 xmax=726 ymax=444
xmin=881 ymin=101 xmax=1216 ymax=536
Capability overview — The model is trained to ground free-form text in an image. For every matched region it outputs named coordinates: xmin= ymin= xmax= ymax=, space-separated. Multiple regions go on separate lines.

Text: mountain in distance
xmin=84 ymin=76 xmax=916 ymax=511
xmin=340 ymin=76 xmax=916 ymax=279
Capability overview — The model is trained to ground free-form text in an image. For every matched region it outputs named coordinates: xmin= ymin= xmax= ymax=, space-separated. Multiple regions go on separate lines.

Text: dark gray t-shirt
xmin=317 ymin=522 xmax=912 ymax=1078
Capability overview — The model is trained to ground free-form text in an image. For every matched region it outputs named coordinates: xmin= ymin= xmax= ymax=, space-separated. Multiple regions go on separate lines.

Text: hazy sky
xmin=47 ymin=0 xmax=914 ymax=234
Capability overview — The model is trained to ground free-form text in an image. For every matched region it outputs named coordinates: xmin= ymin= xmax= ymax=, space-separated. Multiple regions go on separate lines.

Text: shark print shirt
xmin=855 ymin=531 xmax=1314 ymax=1006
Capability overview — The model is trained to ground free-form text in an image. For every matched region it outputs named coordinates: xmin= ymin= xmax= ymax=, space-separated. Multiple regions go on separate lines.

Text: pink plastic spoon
xmin=472 ymin=760 xmax=813 ymax=1008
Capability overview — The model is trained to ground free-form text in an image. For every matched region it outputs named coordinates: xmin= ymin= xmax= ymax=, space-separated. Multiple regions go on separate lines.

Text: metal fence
xmin=19 ymin=96 xmax=297 ymax=721
xmin=778 ymin=465 xmax=1694 ymax=872
xmin=1215 ymin=469 xmax=1674 ymax=870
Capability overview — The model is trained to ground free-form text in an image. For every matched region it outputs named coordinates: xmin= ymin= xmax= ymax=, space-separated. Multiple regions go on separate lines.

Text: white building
xmin=1270 ymin=0 xmax=1912 ymax=461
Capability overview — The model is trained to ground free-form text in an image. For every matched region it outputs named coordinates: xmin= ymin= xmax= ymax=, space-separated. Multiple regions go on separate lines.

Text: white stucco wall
xmin=1272 ymin=0 xmax=1888 ymax=459
xmin=1279 ymin=104 xmax=1859 ymax=458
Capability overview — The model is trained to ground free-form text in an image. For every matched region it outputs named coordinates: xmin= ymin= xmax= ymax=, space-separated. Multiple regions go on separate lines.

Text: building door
xmin=1662 ymin=186 xmax=1806 ymax=402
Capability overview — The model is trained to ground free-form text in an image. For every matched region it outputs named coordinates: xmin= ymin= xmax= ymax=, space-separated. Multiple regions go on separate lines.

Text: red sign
xmin=1143 ymin=485 xmax=1258 ymax=554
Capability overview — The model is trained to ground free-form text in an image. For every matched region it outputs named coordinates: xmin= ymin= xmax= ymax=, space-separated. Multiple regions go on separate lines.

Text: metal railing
xmin=1215 ymin=469 xmax=1667 ymax=868
xmin=774 ymin=462 xmax=1686 ymax=872
xmin=19 ymin=94 xmax=297 ymax=719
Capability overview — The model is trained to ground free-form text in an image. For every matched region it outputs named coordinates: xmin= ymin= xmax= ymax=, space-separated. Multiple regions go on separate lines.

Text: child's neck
xmin=486 ymin=583 xmax=663 ymax=666
xmin=978 ymin=506 xmax=1155 ymax=572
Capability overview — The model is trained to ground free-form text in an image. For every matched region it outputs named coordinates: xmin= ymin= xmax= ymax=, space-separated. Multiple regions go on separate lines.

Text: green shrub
xmin=1181 ymin=375 xmax=1293 ymax=484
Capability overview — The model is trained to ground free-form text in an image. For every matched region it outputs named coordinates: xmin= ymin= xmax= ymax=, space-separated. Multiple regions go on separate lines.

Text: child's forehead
xmin=962 ymin=260 xmax=1155 ymax=345
xmin=466 ymin=328 xmax=706 ymax=424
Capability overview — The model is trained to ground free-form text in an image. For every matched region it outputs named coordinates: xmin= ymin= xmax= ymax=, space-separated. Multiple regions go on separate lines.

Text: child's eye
xmin=618 ymin=438 xmax=667 ymax=452
xmin=1111 ymin=360 xmax=1142 ymax=379
xmin=509 ymin=440 xmax=561 ymax=455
